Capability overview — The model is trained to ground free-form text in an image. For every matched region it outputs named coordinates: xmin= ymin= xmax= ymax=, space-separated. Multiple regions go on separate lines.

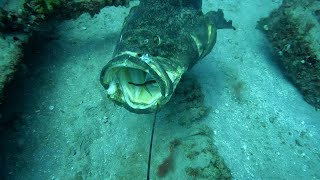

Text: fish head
xmin=100 ymin=52 xmax=175 ymax=113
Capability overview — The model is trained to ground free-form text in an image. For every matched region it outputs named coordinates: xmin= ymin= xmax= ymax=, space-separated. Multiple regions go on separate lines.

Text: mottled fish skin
xmin=100 ymin=0 xmax=235 ymax=113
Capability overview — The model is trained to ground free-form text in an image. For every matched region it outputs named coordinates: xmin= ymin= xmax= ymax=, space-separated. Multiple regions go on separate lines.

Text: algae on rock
xmin=0 ymin=0 xmax=130 ymax=103
xmin=257 ymin=0 xmax=320 ymax=109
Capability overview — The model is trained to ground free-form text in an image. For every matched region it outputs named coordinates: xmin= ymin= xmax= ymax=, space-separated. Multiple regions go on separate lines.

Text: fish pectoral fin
xmin=206 ymin=9 xmax=236 ymax=30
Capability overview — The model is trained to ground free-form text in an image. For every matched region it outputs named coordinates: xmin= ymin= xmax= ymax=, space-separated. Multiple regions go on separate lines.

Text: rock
xmin=257 ymin=0 xmax=320 ymax=109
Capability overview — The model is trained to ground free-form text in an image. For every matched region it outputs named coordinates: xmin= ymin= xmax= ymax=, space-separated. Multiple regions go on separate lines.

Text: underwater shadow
xmin=0 ymin=26 xmax=120 ymax=179
xmin=148 ymin=73 xmax=232 ymax=179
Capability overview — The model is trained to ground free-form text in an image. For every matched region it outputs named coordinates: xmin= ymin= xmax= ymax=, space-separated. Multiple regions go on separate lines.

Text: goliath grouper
xmin=100 ymin=0 xmax=235 ymax=114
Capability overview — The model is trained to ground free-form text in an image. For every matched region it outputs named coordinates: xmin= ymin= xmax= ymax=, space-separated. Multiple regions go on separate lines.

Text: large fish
xmin=100 ymin=0 xmax=235 ymax=113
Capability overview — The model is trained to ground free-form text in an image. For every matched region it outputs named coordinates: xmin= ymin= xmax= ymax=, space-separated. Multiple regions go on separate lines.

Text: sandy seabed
xmin=1 ymin=0 xmax=320 ymax=179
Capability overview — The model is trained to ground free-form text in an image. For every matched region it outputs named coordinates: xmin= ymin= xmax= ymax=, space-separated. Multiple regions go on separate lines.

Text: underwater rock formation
xmin=257 ymin=0 xmax=320 ymax=109
xmin=156 ymin=73 xmax=232 ymax=179
xmin=0 ymin=0 xmax=129 ymax=103
xmin=0 ymin=0 xmax=130 ymax=32
xmin=0 ymin=34 xmax=28 ymax=104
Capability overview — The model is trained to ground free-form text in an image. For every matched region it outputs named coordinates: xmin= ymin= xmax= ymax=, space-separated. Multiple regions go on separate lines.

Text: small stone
xmin=302 ymin=164 xmax=307 ymax=171
xmin=102 ymin=116 xmax=109 ymax=123
xmin=263 ymin=25 xmax=269 ymax=31
xmin=49 ymin=106 xmax=54 ymax=110
xmin=81 ymin=27 xmax=87 ymax=30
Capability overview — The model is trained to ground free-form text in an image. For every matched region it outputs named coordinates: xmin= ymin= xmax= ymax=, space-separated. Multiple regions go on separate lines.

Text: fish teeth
xmin=107 ymin=81 xmax=117 ymax=95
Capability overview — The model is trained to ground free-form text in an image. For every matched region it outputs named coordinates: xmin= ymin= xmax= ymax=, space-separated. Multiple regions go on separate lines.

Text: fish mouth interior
xmin=103 ymin=66 xmax=162 ymax=110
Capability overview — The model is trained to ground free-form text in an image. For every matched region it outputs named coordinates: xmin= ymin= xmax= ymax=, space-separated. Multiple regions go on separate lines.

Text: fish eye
xmin=153 ymin=35 xmax=161 ymax=45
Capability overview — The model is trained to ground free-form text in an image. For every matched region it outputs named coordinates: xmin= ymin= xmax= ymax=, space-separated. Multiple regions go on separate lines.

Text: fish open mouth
xmin=100 ymin=52 xmax=176 ymax=113
xmin=103 ymin=67 xmax=162 ymax=109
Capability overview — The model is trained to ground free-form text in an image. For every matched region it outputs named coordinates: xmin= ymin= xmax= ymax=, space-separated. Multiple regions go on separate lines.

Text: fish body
xmin=100 ymin=0 xmax=234 ymax=113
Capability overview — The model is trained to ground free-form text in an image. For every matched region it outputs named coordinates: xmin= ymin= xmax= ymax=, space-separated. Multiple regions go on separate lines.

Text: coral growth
xmin=257 ymin=0 xmax=320 ymax=109
xmin=24 ymin=0 xmax=63 ymax=14
xmin=0 ymin=0 xmax=130 ymax=33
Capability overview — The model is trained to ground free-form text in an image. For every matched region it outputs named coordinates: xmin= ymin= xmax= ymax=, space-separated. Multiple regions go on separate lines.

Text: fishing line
xmin=147 ymin=104 xmax=159 ymax=180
